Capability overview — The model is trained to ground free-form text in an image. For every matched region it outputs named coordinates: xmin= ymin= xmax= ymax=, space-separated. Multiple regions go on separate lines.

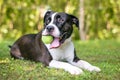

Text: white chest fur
xmin=46 ymin=38 xmax=101 ymax=75
xmin=46 ymin=38 xmax=74 ymax=62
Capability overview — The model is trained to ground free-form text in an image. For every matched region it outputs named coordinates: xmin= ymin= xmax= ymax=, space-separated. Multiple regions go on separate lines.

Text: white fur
xmin=70 ymin=60 xmax=101 ymax=72
xmin=47 ymin=38 xmax=84 ymax=75
xmin=49 ymin=60 xmax=83 ymax=75
xmin=46 ymin=37 xmax=101 ymax=75
xmin=46 ymin=38 xmax=74 ymax=61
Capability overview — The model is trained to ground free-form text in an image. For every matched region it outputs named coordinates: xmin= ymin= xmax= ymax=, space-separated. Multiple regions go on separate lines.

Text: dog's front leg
xmin=49 ymin=60 xmax=83 ymax=75
xmin=70 ymin=60 xmax=101 ymax=72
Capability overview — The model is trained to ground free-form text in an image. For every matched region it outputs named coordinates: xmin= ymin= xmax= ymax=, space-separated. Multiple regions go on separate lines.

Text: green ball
xmin=42 ymin=36 xmax=53 ymax=44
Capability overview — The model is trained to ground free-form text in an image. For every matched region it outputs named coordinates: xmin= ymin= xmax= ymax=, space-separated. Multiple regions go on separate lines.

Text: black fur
xmin=9 ymin=31 xmax=52 ymax=66
xmin=73 ymin=49 xmax=80 ymax=62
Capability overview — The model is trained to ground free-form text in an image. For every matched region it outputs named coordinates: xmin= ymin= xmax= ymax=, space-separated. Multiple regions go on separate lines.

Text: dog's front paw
xmin=66 ymin=66 xmax=83 ymax=75
xmin=88 ymin=66 xmax=101 ymax=72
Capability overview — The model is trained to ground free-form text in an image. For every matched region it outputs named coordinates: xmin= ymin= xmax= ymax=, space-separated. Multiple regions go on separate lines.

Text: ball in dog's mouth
xmin=42 ymin=36 xmax=61 ymax=49
xmin=42 ymin=33 xmax=67 ymax=49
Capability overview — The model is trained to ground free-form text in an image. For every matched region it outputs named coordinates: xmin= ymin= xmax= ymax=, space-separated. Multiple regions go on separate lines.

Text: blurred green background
xmin=0 ymin=0 xmax=120 ymax=40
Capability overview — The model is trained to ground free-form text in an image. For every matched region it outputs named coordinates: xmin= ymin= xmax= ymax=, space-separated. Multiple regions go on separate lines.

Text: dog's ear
xmin=43 ymin=10 xmax=54 ymax=22
xmin=44 ymin=10 xmax=53 ymax=16
xmin=70 ymin=15 xmax=79 ymax=29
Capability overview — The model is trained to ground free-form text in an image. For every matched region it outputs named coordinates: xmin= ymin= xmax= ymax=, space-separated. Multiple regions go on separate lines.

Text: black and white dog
xmin=42 ymin=10 xmax=101 ymax=75
xmin=9 ymin=10 xmax=100 ymax=75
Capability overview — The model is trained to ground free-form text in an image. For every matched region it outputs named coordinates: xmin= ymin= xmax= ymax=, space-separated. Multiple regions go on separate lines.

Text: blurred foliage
xmin=0 ymin=0 xmax=120 ymax=40
xmin=84 ymin=0 xmax=120 ymax=40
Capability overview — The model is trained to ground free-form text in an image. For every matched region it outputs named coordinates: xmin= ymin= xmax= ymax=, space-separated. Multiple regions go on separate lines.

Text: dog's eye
xmin=47 ymin=20 xmax=50 ymax=24
xmin=46 ymin=18 xmax=51 ymax=25
xmin=57 ymin=18 xmax=64 ymax=23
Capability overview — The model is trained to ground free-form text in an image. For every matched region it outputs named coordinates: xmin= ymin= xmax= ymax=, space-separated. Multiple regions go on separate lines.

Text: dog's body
xmin=42 ymin=11 xmax=101 ymax=74
xmin=9 ymin=10 xmax=101 ymax=75
xmin=9 ymin=31 xmax=52 ymax=66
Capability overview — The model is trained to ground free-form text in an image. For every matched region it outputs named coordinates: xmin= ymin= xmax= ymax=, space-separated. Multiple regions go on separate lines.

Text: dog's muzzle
xmin=42 ymin=26 xmax=68 ymax=49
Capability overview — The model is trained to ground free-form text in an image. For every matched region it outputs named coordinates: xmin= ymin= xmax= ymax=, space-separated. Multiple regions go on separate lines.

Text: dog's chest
xmin=46 ymin=41 xmax=74 ymax=61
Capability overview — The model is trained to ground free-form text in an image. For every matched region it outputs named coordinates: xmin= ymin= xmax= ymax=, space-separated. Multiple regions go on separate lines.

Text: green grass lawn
xmin=0 ymin=40 xmax=120 ymax=80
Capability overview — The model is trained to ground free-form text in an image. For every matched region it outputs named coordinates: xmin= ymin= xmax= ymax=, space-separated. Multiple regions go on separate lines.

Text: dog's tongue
xmin=50 ymin=38 xmax=60 ymax=49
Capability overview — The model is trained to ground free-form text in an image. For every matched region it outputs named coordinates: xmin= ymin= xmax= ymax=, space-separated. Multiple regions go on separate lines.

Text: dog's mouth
xmin=50 ymin=32 xmax=67 ymax=49
xmin=50 ymin=37 xmax=60 ymax=49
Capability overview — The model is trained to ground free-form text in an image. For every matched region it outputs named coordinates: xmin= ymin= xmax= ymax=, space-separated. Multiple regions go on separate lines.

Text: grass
xmin=0 ymin=40 xmax=120 ymax=80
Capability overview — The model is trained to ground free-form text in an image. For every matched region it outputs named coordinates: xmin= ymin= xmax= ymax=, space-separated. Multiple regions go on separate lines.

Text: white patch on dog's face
xmin=42 ymin=13 xmax=60 ymax=37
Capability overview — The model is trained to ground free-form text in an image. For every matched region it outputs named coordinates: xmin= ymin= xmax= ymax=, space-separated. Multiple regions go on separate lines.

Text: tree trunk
xmin=79 ymin=0 xmax=86 ymax=40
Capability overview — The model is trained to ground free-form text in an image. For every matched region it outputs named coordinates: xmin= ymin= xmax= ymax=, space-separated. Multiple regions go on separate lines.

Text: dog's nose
xmin=46 ymin=26 xmax=54 ymax=32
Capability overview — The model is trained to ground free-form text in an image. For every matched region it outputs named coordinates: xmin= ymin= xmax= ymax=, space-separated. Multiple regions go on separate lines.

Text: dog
xmin=9 ymin=10 xmax=101 ymax=75
xmin=42 ymin=10 xmax=101 ymax=75
xmin=9 ymin=31 xmax=52 ymax=66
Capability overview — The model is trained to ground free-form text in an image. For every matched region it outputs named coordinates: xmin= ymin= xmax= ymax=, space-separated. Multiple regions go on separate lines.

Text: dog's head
xmin=42 ymin=10 xmax=79 ymax=49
